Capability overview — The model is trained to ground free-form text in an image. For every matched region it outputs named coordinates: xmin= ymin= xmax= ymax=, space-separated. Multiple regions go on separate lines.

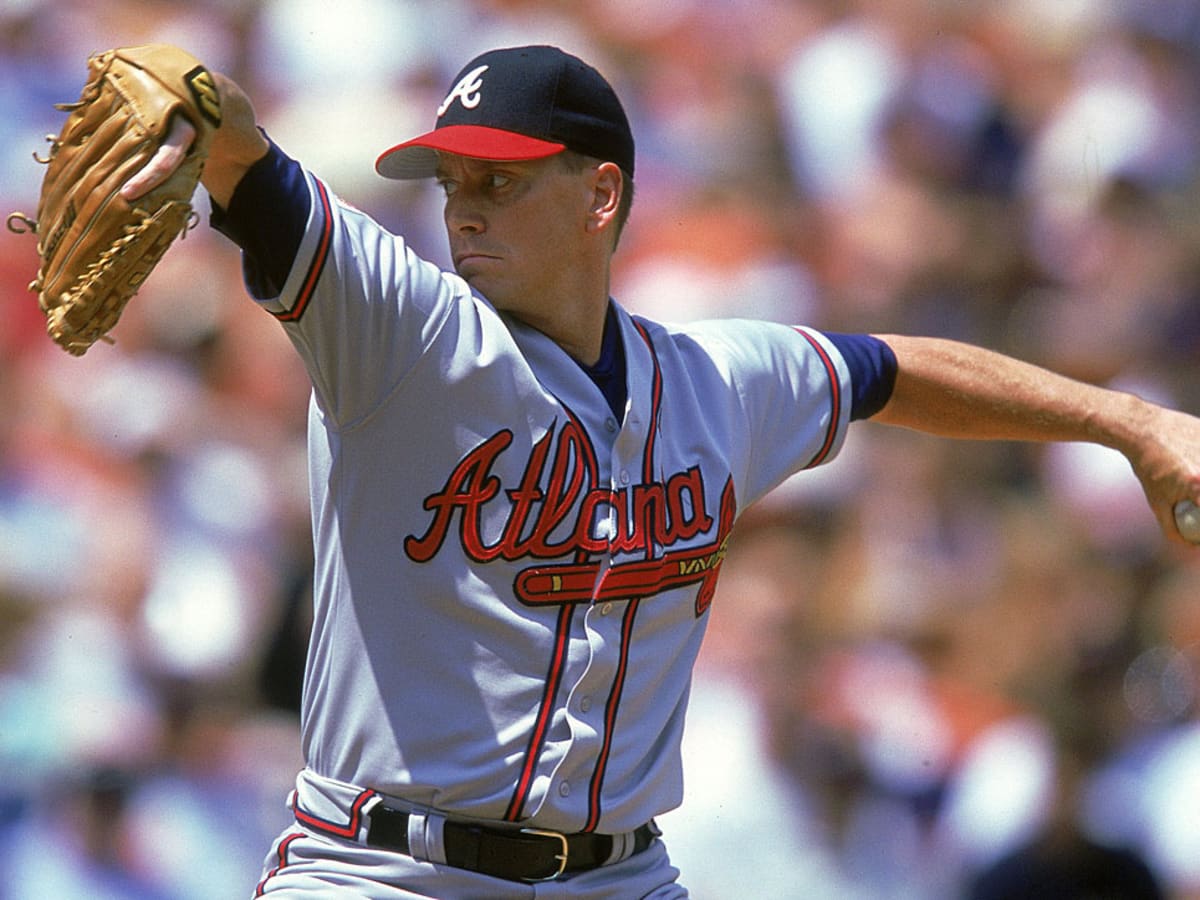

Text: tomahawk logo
xmin=438 ymin=65 xmax=489 ymax=117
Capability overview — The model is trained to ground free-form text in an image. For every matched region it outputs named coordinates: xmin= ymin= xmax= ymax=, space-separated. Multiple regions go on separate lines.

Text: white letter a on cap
xmin=438 ymin=65 xmax=489 ymax=117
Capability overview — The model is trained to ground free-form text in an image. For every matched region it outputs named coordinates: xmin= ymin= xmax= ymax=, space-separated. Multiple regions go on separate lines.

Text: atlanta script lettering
xmin=404 ymin=421 xmax=736 ymax=614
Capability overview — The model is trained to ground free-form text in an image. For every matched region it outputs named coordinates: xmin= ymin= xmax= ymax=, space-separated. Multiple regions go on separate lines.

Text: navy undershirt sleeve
xmin=209 ymin=135 xmax=309 ymax=300
xmin=821 ymin=332 xmax=897 ymax=420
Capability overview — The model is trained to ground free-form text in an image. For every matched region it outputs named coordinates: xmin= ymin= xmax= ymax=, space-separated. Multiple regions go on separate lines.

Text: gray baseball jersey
xmin=219 ymin=143 xmax=856 ymax=842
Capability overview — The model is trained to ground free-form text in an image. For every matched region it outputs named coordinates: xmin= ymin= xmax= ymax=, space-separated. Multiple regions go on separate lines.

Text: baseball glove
xmin=7 ymin=44 xmax=222 ymax=355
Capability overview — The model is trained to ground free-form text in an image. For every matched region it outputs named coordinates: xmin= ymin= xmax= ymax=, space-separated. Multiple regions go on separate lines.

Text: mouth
xmin=453 ymin=250 xmax=499 ymax=272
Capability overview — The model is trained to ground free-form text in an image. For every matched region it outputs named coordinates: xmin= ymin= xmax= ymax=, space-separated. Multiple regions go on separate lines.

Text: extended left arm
xmin=871 ymin=334 xmax=1200 ymax=544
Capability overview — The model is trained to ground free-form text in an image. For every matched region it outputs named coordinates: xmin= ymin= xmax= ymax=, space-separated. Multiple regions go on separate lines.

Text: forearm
xmin=209 ymin=138 xmax=310 ymax=298
xmin=870 ymin=334 xmax=1200 ymax=541
xmin=871 ymin=334 xmax=1148 ymax=453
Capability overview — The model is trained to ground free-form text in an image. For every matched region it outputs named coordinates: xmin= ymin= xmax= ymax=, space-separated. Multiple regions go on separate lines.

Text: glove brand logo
xmin=438 ymin=65 xmax=489 ymax=118
xmin=184 ymin=66 xmax=222 ymax=127
xmin=405 ymin=422 xmax=736 ymax=616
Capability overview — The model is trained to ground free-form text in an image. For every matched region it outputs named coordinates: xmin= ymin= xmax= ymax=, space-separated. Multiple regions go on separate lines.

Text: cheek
xmin=502 ymin=178 xmax=591 ymax=272
xmin=532 ymin=220 xmax=576 ymax=258
xmin=530 ymin=193 xmax=590 ymax=255
xmin=505 ymin=217 xmax=567 ymax=272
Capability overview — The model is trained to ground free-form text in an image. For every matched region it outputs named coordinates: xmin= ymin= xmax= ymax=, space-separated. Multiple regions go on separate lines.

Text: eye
xmin=437 ymin=178 xmax=459 ymax=197
xmin=486 ymin=173 xmax=511 ymax=190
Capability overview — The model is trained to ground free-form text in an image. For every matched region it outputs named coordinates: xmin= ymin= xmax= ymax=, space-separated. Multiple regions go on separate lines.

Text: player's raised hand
xmin=122 ymin=70 xmax=268 ymax=207
xmin=199 ymin=71 xmax=270 ymax=206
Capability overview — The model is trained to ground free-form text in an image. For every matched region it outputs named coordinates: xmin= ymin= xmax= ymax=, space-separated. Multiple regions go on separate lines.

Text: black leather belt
xmin=365 ymin=804 xmax=656 ymax=882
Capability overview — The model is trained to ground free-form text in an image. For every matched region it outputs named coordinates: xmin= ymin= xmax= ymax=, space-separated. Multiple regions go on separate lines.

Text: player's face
xmin=435 ymin=153 xmax=600 ymax=319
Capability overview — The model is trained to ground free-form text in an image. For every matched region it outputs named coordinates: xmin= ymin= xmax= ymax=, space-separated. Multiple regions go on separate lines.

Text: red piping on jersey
xmin=505 ymin=601 xmax=575 ymax=821
xmin=585 ymin=597 xmax=641 ymax=832
xmin=583 ymin=319 xmax=663 ymax=832
xmin=292 ymin=787 xmax=378 ymax=839
xmin=793 ymin=328 xmax=842 ymax=468
xmin=255 ymin=831 xmax=305 ymax=896
xmin=272 ymin=177 xmax=333 ymax=323
xmin=632 ymin=319 xmax=664 ymax=510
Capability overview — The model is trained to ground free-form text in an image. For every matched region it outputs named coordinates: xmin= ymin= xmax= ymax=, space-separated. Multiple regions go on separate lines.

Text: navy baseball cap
xmin=376 ymin=45 xmax=635 ymax=180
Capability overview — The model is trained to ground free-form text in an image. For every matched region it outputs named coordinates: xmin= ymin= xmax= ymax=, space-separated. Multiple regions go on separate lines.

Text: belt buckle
xmin=518 ymin=828 xmax=569 ymax=882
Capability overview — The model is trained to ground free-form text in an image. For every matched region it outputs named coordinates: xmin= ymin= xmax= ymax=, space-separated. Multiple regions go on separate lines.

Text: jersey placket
xmin=547 ymin=322 xmax=663 ymax=831
xmin=545 ymin=415 xmax=650 ymax=829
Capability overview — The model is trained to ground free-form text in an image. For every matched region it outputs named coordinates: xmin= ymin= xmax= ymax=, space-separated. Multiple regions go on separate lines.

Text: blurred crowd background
xmin=3 ymin=0 xmax=1200 ymax=897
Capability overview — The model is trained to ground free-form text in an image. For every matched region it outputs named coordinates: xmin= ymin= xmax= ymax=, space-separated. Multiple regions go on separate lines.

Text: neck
xmin=517 ymin=296 xmax=610 ymax=366
xmin=497 ymin=230 xmax=616 ymax=364
xmin=513 ymin=255 xmax=612 ymax=365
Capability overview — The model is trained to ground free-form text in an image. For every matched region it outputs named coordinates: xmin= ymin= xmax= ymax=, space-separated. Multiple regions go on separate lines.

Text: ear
xmin=585 ymin=162 xmax=622 ymax=238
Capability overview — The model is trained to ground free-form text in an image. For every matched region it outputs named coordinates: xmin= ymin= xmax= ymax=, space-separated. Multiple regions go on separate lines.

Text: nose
xmin=444 ymin=194 xmax=485 ymax=235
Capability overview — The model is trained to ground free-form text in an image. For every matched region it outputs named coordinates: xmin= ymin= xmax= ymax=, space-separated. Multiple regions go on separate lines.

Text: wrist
xmin=204 ymin=135 xmax=270 ymax=209
xmin=1090 ymin=388 xmax=1153 ymax=457
xmin=201 ymin=72 xmax=270 ymax=207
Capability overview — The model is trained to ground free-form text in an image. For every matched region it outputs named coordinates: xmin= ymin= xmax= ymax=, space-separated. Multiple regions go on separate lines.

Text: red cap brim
xmin=376 ymin=125 xmax=567 ymax=180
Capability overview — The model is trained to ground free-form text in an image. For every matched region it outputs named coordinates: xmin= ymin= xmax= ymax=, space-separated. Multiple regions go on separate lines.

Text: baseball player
xmin=123 ymin=45 xmax=1200 ymax=898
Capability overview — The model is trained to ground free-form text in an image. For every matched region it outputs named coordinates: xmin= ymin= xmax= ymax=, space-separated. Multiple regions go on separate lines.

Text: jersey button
xmin=580 ymin=696 xmax=592 ymax=712
xmin=605 ymin=417 xmax=618 ymax=433
xmin=600 ymin=602 xmax=613 ymax=616
xmin=558 ymin=781 xmax=571 ymax=797
xmin=619 ymin=470 xmax=630 ymax=485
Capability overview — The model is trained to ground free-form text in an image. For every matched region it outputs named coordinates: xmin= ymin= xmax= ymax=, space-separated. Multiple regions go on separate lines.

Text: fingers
xmin=121 ymin=115 xmax=198 ymax=201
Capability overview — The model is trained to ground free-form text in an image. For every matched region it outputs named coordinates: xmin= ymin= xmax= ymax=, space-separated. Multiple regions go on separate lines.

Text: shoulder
xmin=632 ymin=314 xmax=833 ymax=369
